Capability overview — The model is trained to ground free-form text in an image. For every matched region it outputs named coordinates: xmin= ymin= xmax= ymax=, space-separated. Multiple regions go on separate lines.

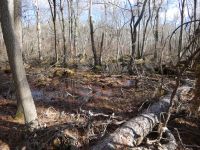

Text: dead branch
xmin=91 ymin=85 xmax=192 ymax=150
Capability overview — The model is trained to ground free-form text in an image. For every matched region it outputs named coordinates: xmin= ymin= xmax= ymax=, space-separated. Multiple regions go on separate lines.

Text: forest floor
xmin=0 ymin=65 xmax=200 ymax=150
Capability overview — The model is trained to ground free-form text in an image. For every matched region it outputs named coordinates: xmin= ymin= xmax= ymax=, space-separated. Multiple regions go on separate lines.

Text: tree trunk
xmin=178 ymin=0 xmax=185 ymax=60
xmin=141 ymin=0 xmax=151 ymax=58
xmin=59 ymin=0 xmax=67 ymax=66
xmin=89 ymin=0 xmax=101 ymax=67
xmin=99 ymin=32 xmax=104 ymax=63
xmin=191 ymin=25 xmax=200 ymax=114
xmin=0 ymin=0 xmax=38 ymax=129
xmin=34 ymin=0 xmax=42 ymax=60
xmin=92 ymin=86 xmax=192 ymax=149
xmin=12 ymin=0 xmax=23 ymax=117
xmin=153 ymin=1 xmax=161 ymax=62
xmin=73 ymin=1 xmax=78 ymax=58
xmin=137 ymin=20 xmax=141 ymax=59
xmin=193 ymin=0 xmax=197 ymax=31
xmin=53 ymin=0 xmax=58 ymax=63
xmin=128 ymin=0 xmax=148 ymax=74
xmin=48 ymin=0 xmax=58 ymax=63
xmin=67 ymin=0 xmax=72 ymax=59
xmin=192 ymin=56 xmax=200 ymax=114
xmin=136 ymin=3 xmax=141 ymax=59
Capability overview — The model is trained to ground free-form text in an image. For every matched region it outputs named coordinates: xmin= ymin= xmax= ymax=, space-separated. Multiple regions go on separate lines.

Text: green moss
xmin=92 ymin=65 xmax=103 ymax=73
xmin=14 ymin=111 xmax=24 ymax=120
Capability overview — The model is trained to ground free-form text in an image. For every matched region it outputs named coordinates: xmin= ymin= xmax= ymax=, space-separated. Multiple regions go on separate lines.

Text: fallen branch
xmin=91 ymin=86 xmax=192 ymax=150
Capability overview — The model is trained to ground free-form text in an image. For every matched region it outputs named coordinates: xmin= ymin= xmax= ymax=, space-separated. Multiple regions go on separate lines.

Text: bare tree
xmin=89 ymin=0 xmax=101 ymax=67
xmin=48 ymin=0 xmax=58 ymax=63
xmin=141 ymin=0 xmax=151 ymax=58
xmin=34 ymin=0 xmax=42 ymax=60
xmin=127 ymin=0 xmax=148 ymax=74
xmin=153 ymin=0 xmax=163 ymax=62
xmin=73 ymin=0 xmax=79 ymax=58
xmin=193 ymin=0 xmax=197 ymax=31
xmin=0 ymin=0 xmax=38 ymax=129
xmin=178 ymin=0 xmax=185 ymax=60
xmin=136 ymin=1 xmax=141 ymax=59
xmin=59 ymin=0 xmax=67 ymax=66
xmin=67 ymin=0 xmax=73 ymax=58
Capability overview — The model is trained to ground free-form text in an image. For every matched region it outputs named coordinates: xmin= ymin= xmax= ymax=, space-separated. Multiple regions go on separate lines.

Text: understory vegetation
xmin=0 ymin=0 xmax=200 ymax=149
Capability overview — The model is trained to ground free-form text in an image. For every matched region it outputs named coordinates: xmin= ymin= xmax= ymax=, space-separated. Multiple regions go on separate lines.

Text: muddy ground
xmin=0 ymin=66 xmax=200 ymax=150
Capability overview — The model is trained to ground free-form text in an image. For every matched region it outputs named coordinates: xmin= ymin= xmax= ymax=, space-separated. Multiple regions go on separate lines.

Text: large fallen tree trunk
xmin=92 ymin=85 xmax=192 ymax=150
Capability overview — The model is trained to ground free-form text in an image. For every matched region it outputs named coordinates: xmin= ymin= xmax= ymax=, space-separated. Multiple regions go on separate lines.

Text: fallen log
xmin=128 ymin=129 xmax=177 ymax=150
xmin=91 ymin=86 xmax=192 ymax=150
xmin=159 ymin=128 xmax=177 ymax=150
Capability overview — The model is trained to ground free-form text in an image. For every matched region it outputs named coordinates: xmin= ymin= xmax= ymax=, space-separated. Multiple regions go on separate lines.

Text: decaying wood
xmin=127 ymin=129 xmax=177 ymax=150
xmin=92 ymin=86 xmax=192 ymax=150
xmin=160 ymin=129 xmax=177 ymax=150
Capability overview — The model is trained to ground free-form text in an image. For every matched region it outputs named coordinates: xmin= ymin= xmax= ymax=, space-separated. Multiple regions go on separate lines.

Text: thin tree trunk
xmin=59 ymin=0 xmax=67 ymax=66
xmin=137 ymin=21 xmax=141 ymax=59
xmin=99 ymin=32 xmax=104 ymax=63
xmin=53 ymin=0 xmax=58 ymax=63
xmin=73 ymin=0 xmax=78 ymax=58
xmin=178 ymin=0 xmax=185 ymax=60
xmin=141 ymin=0 xmax=151 ymax=58
xmin=48 ymin=0 xmax=58 ymax=63
xmin=89 ymin=0 xmax=100 ymax=67
xmin=128 ymin=0 xmax=148 ymax=74
xmin=193 ymin=0 xmax=197 ymax=31
xmin=153 ymin=6 xmax=159 ymax=61
xmin=0 ymin=0 xmax=38 ymax=129
xmin=136 ymin=2 xmax=141 ymax=59
xmin=34 ymin=0 xmax=42 ymax=60
xmin=103 ymin=3 xmax=107 ymax=60
xmin=70 ymin=1 xmax=74 ymax=57
xmin=73 ymin=16 xmax=77 ymax=57
xmin=67 ymin=0 xmax=73 ymax=59
xmin=153 ymin=0 xmax=162 ymax=62
xmin=116 ymin=30 xmax=122 ymax=60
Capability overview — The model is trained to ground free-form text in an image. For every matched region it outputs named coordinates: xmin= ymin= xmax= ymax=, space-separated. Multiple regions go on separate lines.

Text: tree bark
xmin=48 ymin=0 xmax=58 ymax=63
xmin=12 ymin=0 xmax=23 ymax=117
xmin=67 ymin=0 xmax=72 ymax=59
xmin=153 ymin=0 xmax=162 ymax=62
xmin=141 ymin=0 xmax=151 ymax=58
xmin=128 ymin=0 xmax=148 ymax=74
xmin=89 ymin=0 xmax=101 ymax=67
xmin=193 ymin=57 xmax=200 ymax=112
xmin=91 ymin=86 xmax=192 ymax=149
xmin=34 ymin=0 xmax=42 ymax=60
xmin=59 ymin=0 xmax=67 ymax=66
xmin=0 ymin=0 xmax=38 ymax=129
xmin=73 ymin=0 xmax=78 ymax=58
xmin=191 ymin=25 xmax=200 ymax=114
xmin=193 ymin=0 xmax=197 ymax=31
xmin=178 ymin=0 xmax=185 ymax=60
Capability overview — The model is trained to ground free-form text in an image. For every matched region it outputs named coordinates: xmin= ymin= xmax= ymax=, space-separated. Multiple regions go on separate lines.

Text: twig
xmin=175 ymin=128 xmax=185 ymax=149
xmin=157 ymin=47 xmax=200 ymax=143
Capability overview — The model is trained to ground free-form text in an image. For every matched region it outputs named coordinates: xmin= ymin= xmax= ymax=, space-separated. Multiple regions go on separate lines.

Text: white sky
xmin=38 ymin=0 xmax=48 ymax=8
xmin=27 ymin=0 xmax=195 ymax=24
